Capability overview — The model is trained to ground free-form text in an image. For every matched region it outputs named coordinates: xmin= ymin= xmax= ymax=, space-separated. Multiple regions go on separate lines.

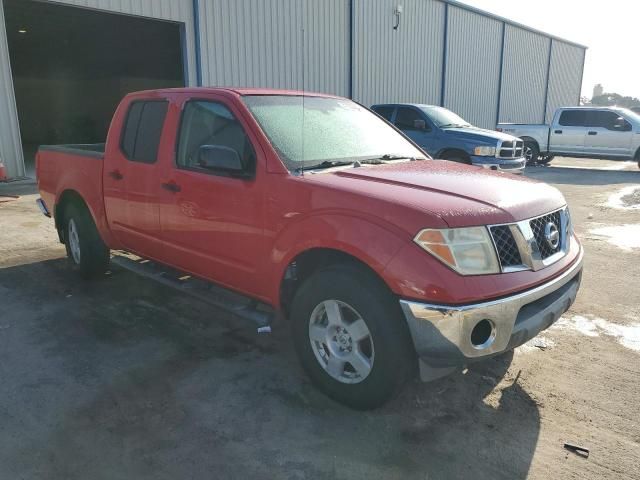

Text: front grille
xmin=490 ymin=225 xmax=522 ymax=268
xmin=499 ymin=140 xmax=524 ymax=158
xmin=530 ymin=210 xmax=562 ymax=259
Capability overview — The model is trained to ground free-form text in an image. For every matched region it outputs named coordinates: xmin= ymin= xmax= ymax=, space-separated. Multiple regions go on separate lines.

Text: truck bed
xmin=36 ymin=143 xmax=108 ymax=238
xmin=38 ymin=143 xmax=105 ymax=159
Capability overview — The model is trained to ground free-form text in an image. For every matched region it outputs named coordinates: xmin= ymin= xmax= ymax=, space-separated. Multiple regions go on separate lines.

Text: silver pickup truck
xmin=497 ymin=107 xmax=640 ymax=168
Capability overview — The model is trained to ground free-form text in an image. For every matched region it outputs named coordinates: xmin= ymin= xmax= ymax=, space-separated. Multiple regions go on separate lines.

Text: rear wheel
xmin=538 ymin=154 xmax=554 ymax=165
xmin=63 ymin=203 xmax=110 ymax=278
xmin=635 ymin=149 xmax=640 ymax=169
xmin=290 ymin=265 xmax=415 ymax=409
xmin=523 ymin=141 xmax=540 ymax=165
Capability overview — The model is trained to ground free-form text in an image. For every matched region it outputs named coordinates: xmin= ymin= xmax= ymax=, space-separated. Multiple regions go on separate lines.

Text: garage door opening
xmin=3 ymin=0 xmax=185 ymax=177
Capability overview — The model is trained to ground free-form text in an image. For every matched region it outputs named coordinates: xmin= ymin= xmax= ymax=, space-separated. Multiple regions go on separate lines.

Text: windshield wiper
xmin=297 ymin=160 xmax=355 ymax=172
xmin=359 ymin=154 xmax=417 ymax=163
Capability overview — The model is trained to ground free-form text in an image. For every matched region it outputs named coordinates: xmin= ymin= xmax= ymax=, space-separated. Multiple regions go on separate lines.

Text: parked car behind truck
xmin=498 ymin=106 xmax=640 ymax=167
xmin=371 ymin=103 xmax=526 ymax=173
xmin=36 ymin=88 xmax=583 ymax=409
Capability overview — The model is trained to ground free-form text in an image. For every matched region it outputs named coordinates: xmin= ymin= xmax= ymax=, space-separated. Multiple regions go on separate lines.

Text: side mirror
xmin=613 ymin=117 xmax=630 ymax=131
xmin=197 ymin=145 xmax=245 ymax=174
xmin=413 ymin=119 xmax=427 ymax=131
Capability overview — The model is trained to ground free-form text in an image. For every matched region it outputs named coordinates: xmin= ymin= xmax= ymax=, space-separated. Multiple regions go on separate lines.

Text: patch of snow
xmin=606 ymin=185 xmax=640 ymax=210
xmin=552 ymin=315 xmax=640 ymax=352
xmin=516 ymin=336 xmax=555 ymax=354
xmin=589 ymin=224 xmax=640 ymax=250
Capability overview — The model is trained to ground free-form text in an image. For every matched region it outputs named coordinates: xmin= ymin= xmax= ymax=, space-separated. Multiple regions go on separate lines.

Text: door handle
xmin=108 ymin=170 xmax=123 ymax=180
xmin=161 ymin=181 xmax=181 ymax=193
xmin=588 ymin=131 xmax=598 ymax=135
xmin=554 ymin=130 xmax=563 ymax=134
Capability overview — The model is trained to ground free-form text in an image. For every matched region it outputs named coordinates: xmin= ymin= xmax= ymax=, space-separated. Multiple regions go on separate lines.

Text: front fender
xmin=264 ymin=212 xmax=411 ymax=306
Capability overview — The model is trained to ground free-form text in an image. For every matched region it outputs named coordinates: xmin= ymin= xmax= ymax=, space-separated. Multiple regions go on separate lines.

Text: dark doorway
xmin=3 ymin=0 xmax=185 ymax=175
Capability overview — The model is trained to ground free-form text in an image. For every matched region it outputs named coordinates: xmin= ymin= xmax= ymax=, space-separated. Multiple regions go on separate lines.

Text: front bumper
xmin=470 ymin=155 xmax=526 ymax=174
xmin=400 ymin=248 xmax=583 ymax=380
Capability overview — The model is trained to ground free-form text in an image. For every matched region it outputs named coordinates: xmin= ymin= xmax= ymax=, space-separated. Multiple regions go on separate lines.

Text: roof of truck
xmin=128 ymin=87 xmax=342 ymax=99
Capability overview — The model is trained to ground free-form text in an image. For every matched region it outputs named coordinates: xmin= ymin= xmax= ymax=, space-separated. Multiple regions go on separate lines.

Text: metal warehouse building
xmin=0 ymin=0 xmax=586 ymax=179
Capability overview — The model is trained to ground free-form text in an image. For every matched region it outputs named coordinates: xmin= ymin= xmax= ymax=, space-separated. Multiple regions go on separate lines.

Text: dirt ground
xmin=0 ymin=158 xmax=638 ymax=480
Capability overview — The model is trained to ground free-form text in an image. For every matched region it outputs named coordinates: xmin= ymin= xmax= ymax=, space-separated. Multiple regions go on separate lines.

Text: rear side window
xmin=558 ymin=110 xmax=586 ymax=127
xmin=372 ymin=106 xmax=394 ymax=121
xmin=395 ymin=107 xmax=423 ymax=131
xmin=121 ymin=101 xmax=169 ymax=163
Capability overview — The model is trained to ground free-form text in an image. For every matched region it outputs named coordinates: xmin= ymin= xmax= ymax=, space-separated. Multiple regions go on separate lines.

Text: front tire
xmin=441 ymin=151 xmax=471 ymax=164
xmin=523 ymin=141 xmax=540 ymax=165
xmin=63 ymin=203 xmax=110 ymax=278
xmin=290 ymin=264 xmax=415 ymax=409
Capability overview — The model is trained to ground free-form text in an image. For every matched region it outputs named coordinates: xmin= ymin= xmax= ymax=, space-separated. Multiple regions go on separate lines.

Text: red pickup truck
xmin=36 ymin=88 xmax=583 ymax=409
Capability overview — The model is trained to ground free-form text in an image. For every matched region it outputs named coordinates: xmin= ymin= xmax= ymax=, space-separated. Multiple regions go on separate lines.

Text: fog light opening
xmin=471 ymin=319 xmax=495 ymax=349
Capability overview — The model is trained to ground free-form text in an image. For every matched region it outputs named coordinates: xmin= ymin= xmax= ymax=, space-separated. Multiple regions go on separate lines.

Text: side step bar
xmin=111 ymin=252 xmax=274 ymax=330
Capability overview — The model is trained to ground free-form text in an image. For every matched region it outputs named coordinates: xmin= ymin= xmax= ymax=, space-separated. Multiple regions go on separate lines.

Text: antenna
xmin=301 ymin=3 xmax=305 ymax=177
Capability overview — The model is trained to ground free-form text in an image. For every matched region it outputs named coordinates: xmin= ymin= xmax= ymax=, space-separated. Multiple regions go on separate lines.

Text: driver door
xmin=157 ymin=96 xmax=267 ymax=296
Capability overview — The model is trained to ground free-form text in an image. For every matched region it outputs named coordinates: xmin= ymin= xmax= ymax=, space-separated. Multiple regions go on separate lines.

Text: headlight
xmin=414 ymin=227 xmax=500 ymax=275
xmin=473 ymin=146 xmax=497 ymax=156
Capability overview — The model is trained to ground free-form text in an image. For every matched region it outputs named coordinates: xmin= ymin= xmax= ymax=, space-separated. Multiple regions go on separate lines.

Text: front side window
xmin=586 ymin=111 xmax=629 ymax=130
xmin=177 ymin=101 xmax=255 ymax=173
xmin=242 ymin=95 xmax=426 ymax=171
xmin=394 ymin=107 xmax=424 ymax=131
xmin=121 ymin=101 xmax=168 ymax=163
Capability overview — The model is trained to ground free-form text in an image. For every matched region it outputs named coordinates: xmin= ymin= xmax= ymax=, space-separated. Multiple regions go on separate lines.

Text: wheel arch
xmin=437 ymin=148 xmax=471 ymax=161
xmin=520 ymin=136 xmax=540 ymax=150
xmin=54 ymin=189 xmax=92 ymax=241
xmin=279 ymin=247 xmax=395 ymax=318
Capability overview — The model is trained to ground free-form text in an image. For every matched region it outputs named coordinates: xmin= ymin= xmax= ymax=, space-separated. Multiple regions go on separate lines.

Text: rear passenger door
xmin=393 ymin=107 xmax=436 ymax=155
xmin=549 ymin=110 xmax=586 ymax=154
xmin=103 ymin=99 xmax=169 ymax=260
xmin=583 ymin=110 xmax=633 ymax=157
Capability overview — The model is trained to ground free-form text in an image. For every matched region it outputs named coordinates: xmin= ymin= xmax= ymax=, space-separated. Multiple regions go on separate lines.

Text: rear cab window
xmin=372 ymin=105 xmax=395 ymax=121
xmin=121 ymin=100 xmax=169 ymax=163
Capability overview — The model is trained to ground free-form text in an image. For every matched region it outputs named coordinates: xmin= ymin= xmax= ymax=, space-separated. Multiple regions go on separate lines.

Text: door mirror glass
xmin=413 ymin=119 xmax=428 ymax=131
xmin=198 ymin=145 xmax=244 ymax=172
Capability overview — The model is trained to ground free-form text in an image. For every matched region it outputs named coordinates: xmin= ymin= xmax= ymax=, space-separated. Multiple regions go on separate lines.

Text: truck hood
xmin=308 ymin=160 xmax=565 ymax=228
xmin=442 ymin=126 xmax=518 ymax=144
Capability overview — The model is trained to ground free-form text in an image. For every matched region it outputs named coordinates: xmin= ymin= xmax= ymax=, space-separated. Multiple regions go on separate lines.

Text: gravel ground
xmin=0 ymin=158 xmax=638 ymax=480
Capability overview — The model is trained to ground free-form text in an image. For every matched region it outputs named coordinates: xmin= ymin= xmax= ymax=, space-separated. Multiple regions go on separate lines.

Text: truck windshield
xmin=243 ymin=95 xmax=427 ymax=171
xmin=419 ymin=106 xmax=471 ymax=128
xmin=617 ymin=108 xmax=640 ymax=124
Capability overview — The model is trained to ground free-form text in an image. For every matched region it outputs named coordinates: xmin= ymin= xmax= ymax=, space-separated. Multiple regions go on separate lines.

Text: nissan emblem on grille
xmin=544 ymin=222 xmax=560 ymax=249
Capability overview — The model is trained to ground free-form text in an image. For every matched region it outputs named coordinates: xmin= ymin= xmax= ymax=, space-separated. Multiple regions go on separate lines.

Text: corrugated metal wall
xmin=545 ymin=40 xmax=585 ymax=123
xmin=499 ymin=25 xmax=550 ymax=124
xmin=197 ymin=0 xmax=350 ymax=96
xmin=0 ymin=0 xmax=23 ymax=177
xmin=444 ymin=5 xmax=502 ymax=129
xmin=0 ymin=0 xmax=196 ymax=177
xmin=352 ymin=0 xmax=445 ymax=107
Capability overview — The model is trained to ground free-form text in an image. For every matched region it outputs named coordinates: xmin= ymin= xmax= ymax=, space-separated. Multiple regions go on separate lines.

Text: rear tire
xmin=290 ymin=264 xmax=415 ymax=410
xmin=523 ymin=141 xmax=540 ymax=165
xmin=63 ymin=203 xmax=110 ymax=278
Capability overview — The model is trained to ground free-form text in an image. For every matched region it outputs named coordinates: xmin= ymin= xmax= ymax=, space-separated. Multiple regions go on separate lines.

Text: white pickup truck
xmin=497 ymin=107 xmax=640 ymax=168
